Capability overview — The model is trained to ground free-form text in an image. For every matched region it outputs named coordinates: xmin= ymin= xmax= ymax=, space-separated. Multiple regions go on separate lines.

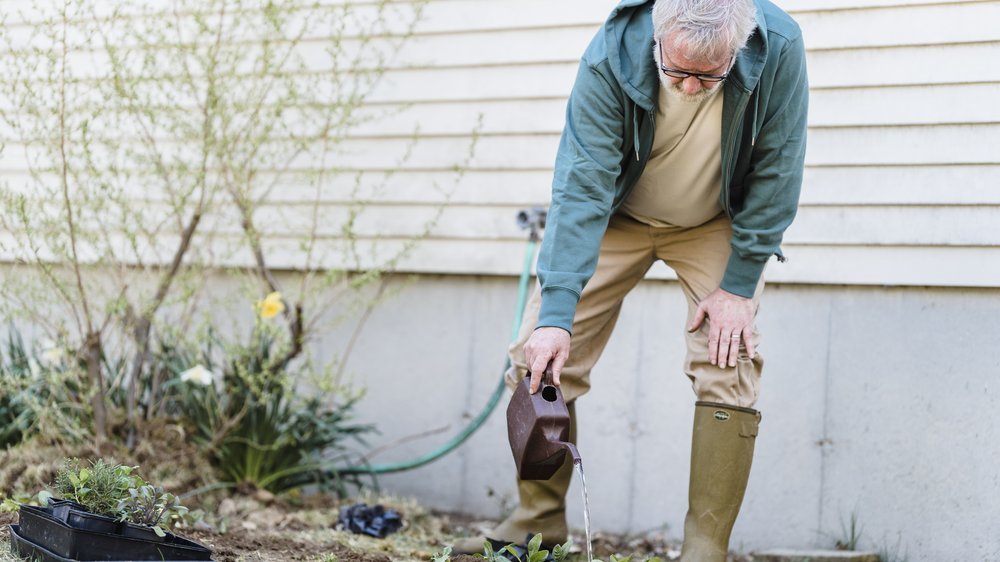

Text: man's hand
xmin=522 ymin=326 xmax=571 ymax=394
xmin=687 ymin=288 xmax=756 ymax=368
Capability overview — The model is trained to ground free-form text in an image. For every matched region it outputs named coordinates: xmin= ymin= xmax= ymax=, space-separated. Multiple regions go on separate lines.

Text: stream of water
xmin=574 ymin=459 xmax=593 ymax=562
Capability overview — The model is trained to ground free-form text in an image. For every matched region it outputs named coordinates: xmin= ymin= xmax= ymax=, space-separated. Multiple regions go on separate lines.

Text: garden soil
xmin=0 ymin=498 xmax=764 ymax=561
xmin=0 ymin=464 xmax=750 ymax=562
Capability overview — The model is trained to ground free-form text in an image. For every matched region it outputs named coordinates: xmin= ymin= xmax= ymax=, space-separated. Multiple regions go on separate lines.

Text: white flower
xmin=179 ymin=364 xmax=214 ymax=386
xmin=28 ymin=358 xmax=41 ymax=379
xmin=38 ymin=339 xmax=67 ymax=367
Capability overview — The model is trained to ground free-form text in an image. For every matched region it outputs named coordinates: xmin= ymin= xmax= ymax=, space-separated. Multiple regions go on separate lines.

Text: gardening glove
xmin=338 ymin=503 xmax=403 ymax=538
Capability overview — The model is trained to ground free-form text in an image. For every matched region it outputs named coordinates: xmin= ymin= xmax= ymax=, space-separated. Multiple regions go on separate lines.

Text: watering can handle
xmin=541 ymin=367 xmax=555 ymax=388
xmin=524 ymin=366 xmax=556 ymax=389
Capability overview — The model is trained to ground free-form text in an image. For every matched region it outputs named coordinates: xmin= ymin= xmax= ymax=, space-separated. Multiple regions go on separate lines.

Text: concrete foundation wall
xmin=334 ymin=275 xmax=1000 ymax=562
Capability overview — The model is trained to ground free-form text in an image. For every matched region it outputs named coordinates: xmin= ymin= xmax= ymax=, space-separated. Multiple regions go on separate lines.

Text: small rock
xmin=253 ymin=489 xmax=276 ymax=504
xmin=246 ymin=506 xmax=285 ymax=528
xmin=240 ymin=521 xmax=258 ymax=531
xmin=218 ymin=498 xmax=238 ymax=517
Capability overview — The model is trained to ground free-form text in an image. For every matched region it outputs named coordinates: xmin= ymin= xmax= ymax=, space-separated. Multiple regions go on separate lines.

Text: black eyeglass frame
xmin=656 ymin=40 xmax=733 ymax=83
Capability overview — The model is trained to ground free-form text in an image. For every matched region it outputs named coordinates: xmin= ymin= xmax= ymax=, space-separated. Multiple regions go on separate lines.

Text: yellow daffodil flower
xmin=257 ymin=291 xmax=285 ymax=319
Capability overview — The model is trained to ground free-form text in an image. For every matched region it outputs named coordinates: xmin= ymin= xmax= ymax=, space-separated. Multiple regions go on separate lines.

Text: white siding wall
xmin=2 ymin=0 xmax=998 ymax=286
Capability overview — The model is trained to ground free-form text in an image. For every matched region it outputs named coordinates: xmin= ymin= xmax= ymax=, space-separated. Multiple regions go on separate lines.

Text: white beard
xmin=660 ymin=76 xmax=718 ymax=104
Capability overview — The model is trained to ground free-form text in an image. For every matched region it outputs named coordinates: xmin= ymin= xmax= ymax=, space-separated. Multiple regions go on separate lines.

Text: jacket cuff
xmin=720 ymin=252 xmax=768 ymax=298
xmin=537 ymin=287 xmax=580 ymax=334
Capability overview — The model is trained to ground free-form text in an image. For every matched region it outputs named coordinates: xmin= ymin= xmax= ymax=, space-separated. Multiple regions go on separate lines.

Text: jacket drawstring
xmin=633 ymin=103 xmax=640 ymax=161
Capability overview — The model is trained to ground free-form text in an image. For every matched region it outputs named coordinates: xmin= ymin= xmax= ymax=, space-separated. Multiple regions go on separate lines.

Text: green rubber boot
xmin=680 ymin=401 xmax=761 ymax=562
xmin=452 ymin=402 xmax=576 ymax=554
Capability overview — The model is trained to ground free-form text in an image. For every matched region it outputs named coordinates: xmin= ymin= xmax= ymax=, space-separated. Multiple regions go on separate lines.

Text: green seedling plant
xmin=0 ymin=490 xmax=53 ymax=513
xmin=50 ymin=458 xmax=191 ymax=535
xmin=470 ymin=534 xmax=569 ymax=562
xmin=521 ymin=533 xmax=551 ymax=562
xmin=116 ymin=484 xmax=189 ymax=537
xmin=430 ymin=546 xmax=452 ymax=562
xmin=551 ymin=538 xmax=572 ymax=562
xmin=430 ymin=535 xmax=661 ymax=562
xmin=54 ymin=459 xmax=135 ymax=517
xmin=475 ymin=539 xmax=521 ymax=562
xmin=834 ymin=510 xmax=863 ymax=551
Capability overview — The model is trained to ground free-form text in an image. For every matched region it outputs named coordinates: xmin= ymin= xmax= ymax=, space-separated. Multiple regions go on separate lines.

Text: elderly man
xmin=457 ymin=0 xmax=807 ymax=559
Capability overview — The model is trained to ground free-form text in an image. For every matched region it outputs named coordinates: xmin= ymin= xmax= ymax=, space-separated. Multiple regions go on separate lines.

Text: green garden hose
xmin=339 ymin=228 xmax=540 ymax=475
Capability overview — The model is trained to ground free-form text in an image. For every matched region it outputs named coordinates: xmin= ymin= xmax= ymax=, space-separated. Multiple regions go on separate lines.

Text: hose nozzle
xmin=516 ymin=207 xmax=547 ymax=241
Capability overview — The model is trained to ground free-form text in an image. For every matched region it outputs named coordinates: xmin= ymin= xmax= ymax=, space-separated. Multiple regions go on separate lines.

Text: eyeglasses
xmin=657 ymin=40 xmax=732 ymax=83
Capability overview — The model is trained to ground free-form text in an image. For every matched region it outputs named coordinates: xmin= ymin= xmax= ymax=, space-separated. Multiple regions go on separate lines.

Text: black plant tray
xmin=9 ymin=525 xmax=201 ymax=562
xmin=15 ymin=507 xmax=212 ymax=561
xmin=42 ymin=502 xmax=166 ymax=544
xmin=48 ymin=502 xmax=121 ymax=535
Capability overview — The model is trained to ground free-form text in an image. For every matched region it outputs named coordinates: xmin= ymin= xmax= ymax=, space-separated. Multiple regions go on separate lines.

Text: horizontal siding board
xmin=782 ymin=0 xmax=988 ymax=12
xmin=3 ymin=26 xmax=594 ymax=79
xmin=806 ymin=42 xmax=1000 ymax=89
xmin=785 ymin=206 xmax=1000 ymax=246
xmin=364 ymin=242 xmax=1000 ymax=289
xmin=358 ymin=26 xmax=594 ymax=69
xmin=13 ymin=165 xmax=996 ymax=207
xmin=8 ymin=123 xmax=997 ymax=173
xmin=800 ymin=166 xmax=1000 ymax=205
xmin=1 ymin=0 xmax=611 ymax=40
xmin=366 ymin=64 xmax=579 ymax=103
xmin=808 ymin=84 xmax=1000 ymax=126
xmin=0 ymin=136 xmax=563 ymax=172
xmin=7 ymin=82 xmax=998 ymax=140
xmin=404 ymin=0 xmax=611 ymax=35
xmin=1 ymin=169 xmax=553 ymax=206
xmin=252 ymin=203 xmax=1000 ymax=246
xmin=259 ymin=82 xmax=1000 ymax=137
xmin=56 ymin=198 xmax=992 ymax=248
xmin=804 ymin=124 xmax=1000 ymax=166
xmin=352 ymin=100 xmax=567 ymax=137
xmin=314 ymin=40 xmax=1000 ymax=102
xmin=797 ymin=1 xmax=1000 ymax=50
xmin=761 ymin=245 xmax=1000 ymax=287
xmin=4 ymin=230 xmax=998 ymax=288
xmin=355 ymin=83 xmax=1000 ymax=134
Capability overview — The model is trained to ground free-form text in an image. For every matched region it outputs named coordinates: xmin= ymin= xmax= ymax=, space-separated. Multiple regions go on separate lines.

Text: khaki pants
xmin=507 ymin=212 xmax=764 ymax=408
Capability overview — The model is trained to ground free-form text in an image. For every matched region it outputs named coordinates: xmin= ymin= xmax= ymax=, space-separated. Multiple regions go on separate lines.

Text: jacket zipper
xmin=722 ymin=87 xmax=752 ymax=218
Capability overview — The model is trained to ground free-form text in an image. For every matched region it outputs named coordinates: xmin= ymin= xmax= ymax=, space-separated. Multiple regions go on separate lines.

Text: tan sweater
xmin=620 ymin=84 xmax=724 ymax=228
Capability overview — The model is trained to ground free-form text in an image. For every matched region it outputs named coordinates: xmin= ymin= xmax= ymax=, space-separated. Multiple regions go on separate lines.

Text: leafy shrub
xmin=0 ymin=329 xmax=92 ymax=448
xmin=158 ymin=323 xmax=374 ymax=495
xmin=0 ymin=330 xmax=33 ymax=448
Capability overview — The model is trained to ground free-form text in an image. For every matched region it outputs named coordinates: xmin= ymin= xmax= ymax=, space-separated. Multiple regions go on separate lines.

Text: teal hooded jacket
xmin=536 ymin=0 xmax=809 ymax=333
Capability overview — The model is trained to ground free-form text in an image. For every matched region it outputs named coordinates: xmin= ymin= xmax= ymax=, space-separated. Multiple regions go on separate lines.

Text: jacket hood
xmin=604 ymin=0 xmax=770 ymax=111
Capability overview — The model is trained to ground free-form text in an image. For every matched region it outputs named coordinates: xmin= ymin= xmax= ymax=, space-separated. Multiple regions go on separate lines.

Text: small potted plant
xmin=9 ymin=458 xmax=213 ymax=561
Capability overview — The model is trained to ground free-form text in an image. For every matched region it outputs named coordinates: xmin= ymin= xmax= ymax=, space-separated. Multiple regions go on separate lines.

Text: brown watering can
xmin=507 ymin=370 xmax=581 ymax=480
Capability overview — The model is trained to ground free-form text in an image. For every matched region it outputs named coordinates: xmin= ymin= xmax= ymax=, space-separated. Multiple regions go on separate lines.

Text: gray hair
xmin=652 ymin=0 xmax=757 ymax=63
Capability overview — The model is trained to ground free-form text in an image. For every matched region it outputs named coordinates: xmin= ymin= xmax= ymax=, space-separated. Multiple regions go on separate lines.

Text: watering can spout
xmin=561 ymin=442 xmax=581 ymax=465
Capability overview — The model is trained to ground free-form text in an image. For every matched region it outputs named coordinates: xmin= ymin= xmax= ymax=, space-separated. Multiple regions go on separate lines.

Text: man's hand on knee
xmin=688 ymin=288 xmax=757 ymax=368
xmin=523 ymin=326 xmax=571 ymax=394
